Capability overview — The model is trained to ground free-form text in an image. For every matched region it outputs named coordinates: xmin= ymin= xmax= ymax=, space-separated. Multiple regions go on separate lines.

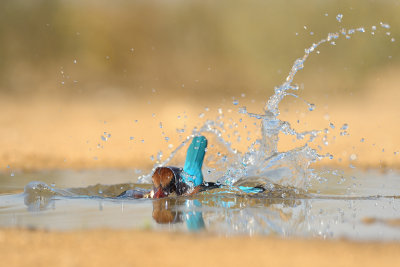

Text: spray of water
xmin=138 ymin=25 xmax=372 ymax=191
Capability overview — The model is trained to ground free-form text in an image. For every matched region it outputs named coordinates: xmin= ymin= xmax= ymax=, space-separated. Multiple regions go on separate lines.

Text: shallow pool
xmin=0 ymin=169 xmax=399 ymax=241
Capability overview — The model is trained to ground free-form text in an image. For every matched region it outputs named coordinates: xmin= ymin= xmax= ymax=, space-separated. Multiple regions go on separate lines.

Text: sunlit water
xmin=1 ymin=22 xmax=399 ymax=240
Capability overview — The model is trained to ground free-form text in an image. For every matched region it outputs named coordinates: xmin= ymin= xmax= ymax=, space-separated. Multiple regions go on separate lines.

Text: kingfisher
xmin=119 ymin=135 xmax=263 ymax=199
xmin=151 ymin=135 xmax=220 ymax=198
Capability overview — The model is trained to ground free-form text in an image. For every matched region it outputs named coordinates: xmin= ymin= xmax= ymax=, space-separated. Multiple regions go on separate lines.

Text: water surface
xmin=0 ymin=169 xmax=399 ymax=241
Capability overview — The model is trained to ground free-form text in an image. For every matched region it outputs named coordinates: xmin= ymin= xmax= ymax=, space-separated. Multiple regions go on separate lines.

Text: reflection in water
xmin=150 ymin=189 xmax=304 ymax=234
xmin=19 ymin=179 xmax=400 ymax=239
xmin=23 ymin=181 xmax=306 ymax=234
xmin=152 ymin=198 xmax=205 ymax=231
xmin=152 ymin=198 xmax=182 ymax=224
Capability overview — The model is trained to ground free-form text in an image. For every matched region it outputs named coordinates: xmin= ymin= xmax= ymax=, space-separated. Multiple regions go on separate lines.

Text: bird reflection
xmin=151 ymin=190 xmax=306 ymax=235
xmin=152 ymin=198 xmax=205 ymax=231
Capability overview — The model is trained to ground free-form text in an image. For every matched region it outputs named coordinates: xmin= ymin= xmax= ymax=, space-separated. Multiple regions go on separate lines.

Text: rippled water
xmin=1 ymin=169 xmax=400 ymax=240
xmin=1 ymin=21 xmax=399 ymax=240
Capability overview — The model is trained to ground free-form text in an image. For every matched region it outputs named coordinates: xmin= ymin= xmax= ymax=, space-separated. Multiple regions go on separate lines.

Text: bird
xmin=118 ymin=135 xmax=263 ymax=199
xmin=151 ymin=135 xmax=220 ymax=198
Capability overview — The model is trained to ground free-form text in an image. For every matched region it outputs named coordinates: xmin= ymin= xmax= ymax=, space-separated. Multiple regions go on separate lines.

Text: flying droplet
xmin=380 ymin=22 xmax=391 ymax=29
xmin=238 ymin=106 xmax=247 ymax=114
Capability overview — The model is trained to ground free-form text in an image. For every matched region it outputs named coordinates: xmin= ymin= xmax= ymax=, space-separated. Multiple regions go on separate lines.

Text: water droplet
xmin=336 ymin=14 xmax=343 ymax=22
xmin=130 ymin=136 xmax=134 ymax=140
xmin=157 ymin=151 xmax=163 ymax=161
xmin=159 ymin=122 xmax=163 ymax=128
xmin=329 ymin=123 xmax=335 ymax=129
xmin=380 ymin=22 xmax=390 ymax=29
xmin=372 ymin=25 xmax=377 ymax=31
xmin=308 ymin=103 xmax=315 ymax=111
xmin=350 ymin=154 xmax=357 ymax=161
xmin=356 ymin=27 xmax=365 ymax=33
xmin=233 ymin=100 xmax=239 ymax=105
xmin=238 ymin=106 xmax=247 ymax=114
xmin=141 ymin=139 xmax=144 ymax=143
xmin=199 ymin=113 xmax=205 ymax=118
xmin=10 ymin=172 xmax=14 ymax=177
xmin=165 ymin=137 xmax=170 ymax=142
xmin=391 ymin=38 xmax=395 ymax=42
xmin=218 ymin=108 xmax=223 ymax=115
xmin=130 ymin=48 xmax=135 ymax=52
xmin=205 ymin=107 xmax=210 ymax=112
xmin=241 ymin=93 xmax=246 ymax=98
xmin=360 ymin=138 xmax=365 ymax=142
xmin=340 ymin=123 xmax=348 ymax=130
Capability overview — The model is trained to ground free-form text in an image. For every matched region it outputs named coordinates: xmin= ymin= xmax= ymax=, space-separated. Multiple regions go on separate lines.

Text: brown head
xmin=152 ymin=167 xmax=176 ymax=198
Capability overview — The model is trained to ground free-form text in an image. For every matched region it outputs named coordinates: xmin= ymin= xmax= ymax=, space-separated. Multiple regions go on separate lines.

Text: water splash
xmin=140 ymin=25 xmax=371 ymax=191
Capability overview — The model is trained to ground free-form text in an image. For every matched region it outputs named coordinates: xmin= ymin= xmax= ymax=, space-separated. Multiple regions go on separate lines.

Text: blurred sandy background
xmin=2 ymin=2 xmax=400 ymax=266
xmin=1 ymin=0 xmax=400 ymax=172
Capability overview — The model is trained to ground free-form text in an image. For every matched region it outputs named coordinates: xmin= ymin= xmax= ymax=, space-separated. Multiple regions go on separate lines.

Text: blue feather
xmin=182 ymin=136 xmax=207 ymax=187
